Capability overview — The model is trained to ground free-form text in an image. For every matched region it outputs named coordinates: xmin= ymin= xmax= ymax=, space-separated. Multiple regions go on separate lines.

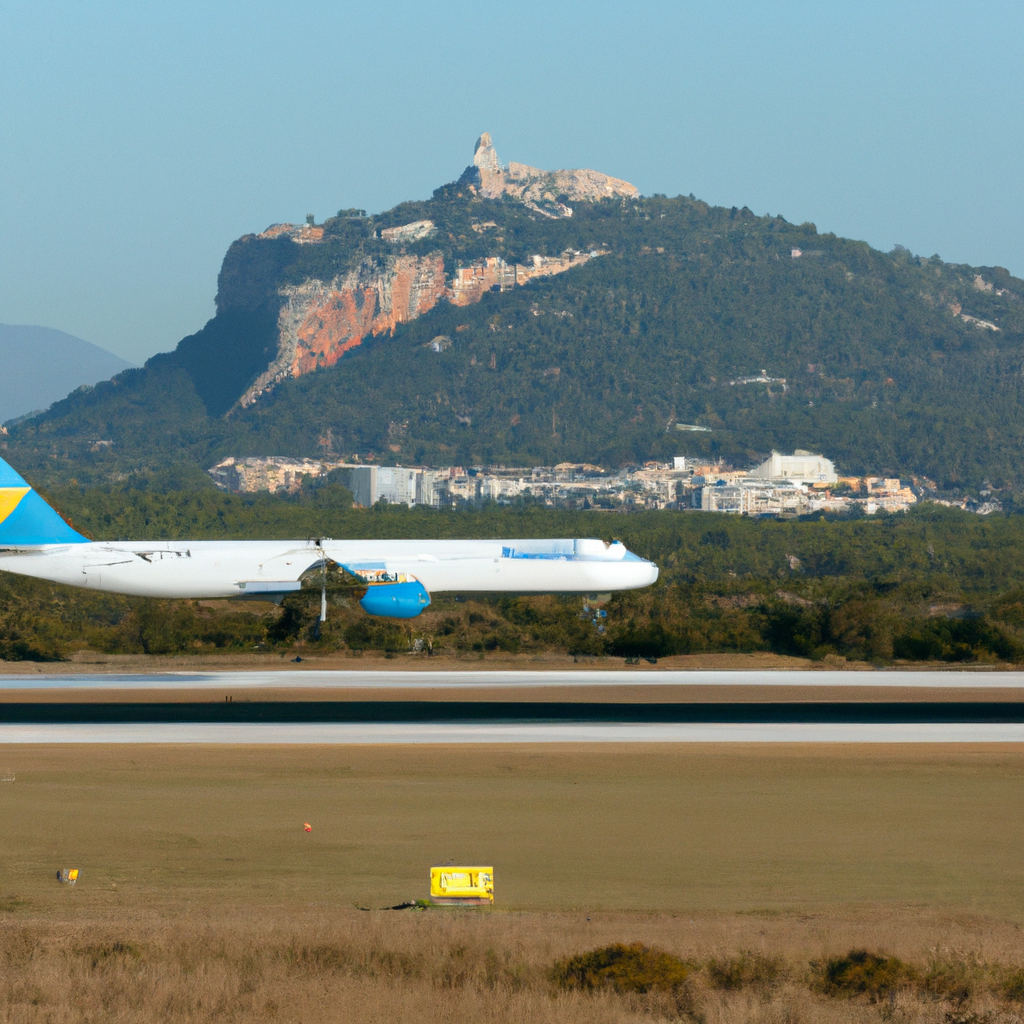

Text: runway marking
xmin=3 ymin=669 xmax=1024 ymax=690
xmin=5 ymin=723 xmax=1024 ymax=743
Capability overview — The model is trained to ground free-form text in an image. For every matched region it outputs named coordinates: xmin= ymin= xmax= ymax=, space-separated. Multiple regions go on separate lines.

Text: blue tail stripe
xmin=0 ymin=489 xmax=89 ymax=546
xmin=0 ymin=458 xmax=29 ymax=488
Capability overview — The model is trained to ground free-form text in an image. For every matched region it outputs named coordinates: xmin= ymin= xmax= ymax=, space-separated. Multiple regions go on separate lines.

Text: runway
xmin=3 ymin=699 xmax=1024 ymax=724
xmin=2 ymin=669 xmax=1022 ymax=742
xmin=5 ymin=722 xmax=1024 ymax=743
xmin=3 ymin=669 xmax=1024 ymax=690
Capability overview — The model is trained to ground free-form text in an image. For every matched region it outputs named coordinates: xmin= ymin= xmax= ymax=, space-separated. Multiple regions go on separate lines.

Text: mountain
xmin=6 ymin=134 xmax=1024 ymax=493
xmin=0 ymin=324 xmax=132 ymax=424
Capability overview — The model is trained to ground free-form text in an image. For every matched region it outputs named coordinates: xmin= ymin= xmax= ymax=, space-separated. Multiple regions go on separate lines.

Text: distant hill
xmin=7 ymin=133 xmax=1024 ymax=493
xmin=0 ymin=324 xmax=132 ymax=423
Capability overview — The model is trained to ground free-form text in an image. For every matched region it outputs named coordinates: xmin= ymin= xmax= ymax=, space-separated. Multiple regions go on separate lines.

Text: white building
xmin=345 ymin=466 xmax=377 ymax=506
xmin=749 ymin=450 xmax=837 ymax=486
xmin=376 ymin=467 xmax=419 ymax=506
xmin=479 ymin=475 xmax=524 ymax=502
xmin=446 ymin=475 xmax=479 ymax=503
xmin=701 ymin=480 xmax=809 ymax=515
xmin=701 ymin=485 xmax=746 ymax=514
xmin=416 ymin=470 xmax=447 ymax=507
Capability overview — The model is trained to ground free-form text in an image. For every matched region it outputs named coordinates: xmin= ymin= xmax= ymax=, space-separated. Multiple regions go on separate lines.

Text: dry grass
xmin=5 ymin=907 xmax=1024 ymax=1022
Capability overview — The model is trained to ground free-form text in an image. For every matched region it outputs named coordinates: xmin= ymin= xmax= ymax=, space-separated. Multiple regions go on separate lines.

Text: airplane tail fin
xmin=0 ymin=456 xmax=88 ymax=546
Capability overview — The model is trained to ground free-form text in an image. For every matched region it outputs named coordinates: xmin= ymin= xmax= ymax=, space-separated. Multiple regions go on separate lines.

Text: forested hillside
xmin=6 ymin=173 xmax=1024 ymax=492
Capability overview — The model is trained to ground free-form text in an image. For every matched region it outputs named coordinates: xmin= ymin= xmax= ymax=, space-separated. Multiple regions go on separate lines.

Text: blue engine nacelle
xmin=359 ymin=579 xmax=432 ymax=619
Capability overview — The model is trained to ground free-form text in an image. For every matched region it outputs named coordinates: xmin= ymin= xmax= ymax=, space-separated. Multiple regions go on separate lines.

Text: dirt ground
xmin=0 ymin=650 xmax=869 ymax=675
xmin=6 ymin=682 xmax=1024 ymax=704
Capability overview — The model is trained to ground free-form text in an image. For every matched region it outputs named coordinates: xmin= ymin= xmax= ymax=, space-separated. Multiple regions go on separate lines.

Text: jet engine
xmin=359 ymin=578 xmax=432 ymax=618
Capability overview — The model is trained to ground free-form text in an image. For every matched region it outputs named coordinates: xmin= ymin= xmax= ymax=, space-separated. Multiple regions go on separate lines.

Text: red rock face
xmin=373 ymin=254 xmax=449 ymax=335
xmin=292 ymin=285 xmax=377 ymax=374
xmin=237 ymin=253 xmax=448 ymax=408
xmin=289 ymin=254 xmax=448 ymax=373
xmin=230 ymin=133 xmax=638 ymax=409
xmin=235 ymin=246 xmax=609 ymax=409
xmin=451 ymin=251 xmax=604 ymax=307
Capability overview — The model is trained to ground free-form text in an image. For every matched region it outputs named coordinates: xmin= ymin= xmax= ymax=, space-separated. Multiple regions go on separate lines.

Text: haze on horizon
xmin=1 ymin=0 xmax=1022 ymax=365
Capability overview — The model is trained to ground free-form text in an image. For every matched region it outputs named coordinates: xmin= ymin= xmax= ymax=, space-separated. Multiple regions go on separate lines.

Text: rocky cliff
xmin=238 ymin=253 xmax=447 ymax=407
xmin=229 ymin=133 xmax=630 ymax=408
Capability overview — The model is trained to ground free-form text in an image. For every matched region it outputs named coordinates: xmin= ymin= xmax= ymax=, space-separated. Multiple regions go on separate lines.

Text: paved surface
xmin=4 ymin=670 xmax=1021 ymax=742
xmin=4 ymin=722 xmax=1024 ymax=743
xmin=4 ymin=700 xmax=1024 ymax=723
xmin=2 ymin=669 xmax=1024 ymax=690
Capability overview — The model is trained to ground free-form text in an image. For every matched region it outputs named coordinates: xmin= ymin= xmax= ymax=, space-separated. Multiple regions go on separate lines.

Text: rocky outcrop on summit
xmin=466 ymin=132 xmax=638 ymax=215
xmin=238 ymin=253 xmax=446 ymax=408
xmin=472 ymin=132 xmax=506 ymax=196
xmin=258 ymin=222 xmax=324 ymax=244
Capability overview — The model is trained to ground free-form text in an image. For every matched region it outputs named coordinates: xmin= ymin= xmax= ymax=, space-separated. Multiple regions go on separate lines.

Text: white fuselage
xmin=0 ymin=538 xmax=658 ymax=599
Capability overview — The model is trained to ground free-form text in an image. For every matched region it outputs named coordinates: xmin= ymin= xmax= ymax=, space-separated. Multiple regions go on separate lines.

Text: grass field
xmin=4 ymin=744 xmax=1024 ymax=915
xmin=5 ymin=744 xmax=1024 ymax=1022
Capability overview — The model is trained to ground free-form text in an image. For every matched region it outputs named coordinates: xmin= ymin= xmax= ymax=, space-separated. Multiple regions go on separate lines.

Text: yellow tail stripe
xmin=0 ymin=487 xmax=30 ymax=523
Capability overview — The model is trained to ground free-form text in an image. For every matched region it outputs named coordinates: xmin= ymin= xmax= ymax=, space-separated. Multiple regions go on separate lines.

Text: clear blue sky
xmin=2 ymin=0 xmax=1022 ymax=364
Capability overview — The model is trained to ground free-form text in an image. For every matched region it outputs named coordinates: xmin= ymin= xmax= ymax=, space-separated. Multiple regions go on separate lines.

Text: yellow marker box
xmin=429 ymin=866 xmax=494 ymax=905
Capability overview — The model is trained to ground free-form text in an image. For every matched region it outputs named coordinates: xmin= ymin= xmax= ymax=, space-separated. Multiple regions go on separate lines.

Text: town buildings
xmin=207 ymin=457 xmax=329 ymax=494
xmin=207 ymin=450 xmax=944 ymax=516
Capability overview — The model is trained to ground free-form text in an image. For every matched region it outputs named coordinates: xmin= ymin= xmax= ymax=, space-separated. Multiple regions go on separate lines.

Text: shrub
xmin=815 ymin=949 xmax=917 ymax=1001
xmin=342 ymin=618 xmax=408 ymax=652
xmin=892 ymin=618 xmax=1024 ymax=663
xmin=924 ymin=956 xmax=982 ymax=1002
xmin=1001 ymin=967 xmax=1024 ymax=1002
xmin=0 ymin=633 xmax=62 ymax=662
xmin=607 ymin=624 xmax=681 ymax=659
xmin=550 ymin=942 xmax=689 ymax=994
xmin=707 ymin=950 xmax=785 ymax=990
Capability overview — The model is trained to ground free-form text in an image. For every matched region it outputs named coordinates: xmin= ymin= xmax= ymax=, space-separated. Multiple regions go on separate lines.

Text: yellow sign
xmin=430 ymin=866 xmax=494 ymax=905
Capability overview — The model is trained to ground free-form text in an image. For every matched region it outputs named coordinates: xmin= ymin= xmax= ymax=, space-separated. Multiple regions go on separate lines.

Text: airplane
xmin=0 ymin=456 xmax=659 ymax=618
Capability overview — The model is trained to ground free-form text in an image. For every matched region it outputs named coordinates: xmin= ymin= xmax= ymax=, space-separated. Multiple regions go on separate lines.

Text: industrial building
xmin=748 ymin=450 xmax=838 ymax=485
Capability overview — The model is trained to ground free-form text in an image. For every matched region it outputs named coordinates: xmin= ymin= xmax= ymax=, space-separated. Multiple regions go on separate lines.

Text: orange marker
xmin=303 ymin=823 xmax=312 ymax=832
